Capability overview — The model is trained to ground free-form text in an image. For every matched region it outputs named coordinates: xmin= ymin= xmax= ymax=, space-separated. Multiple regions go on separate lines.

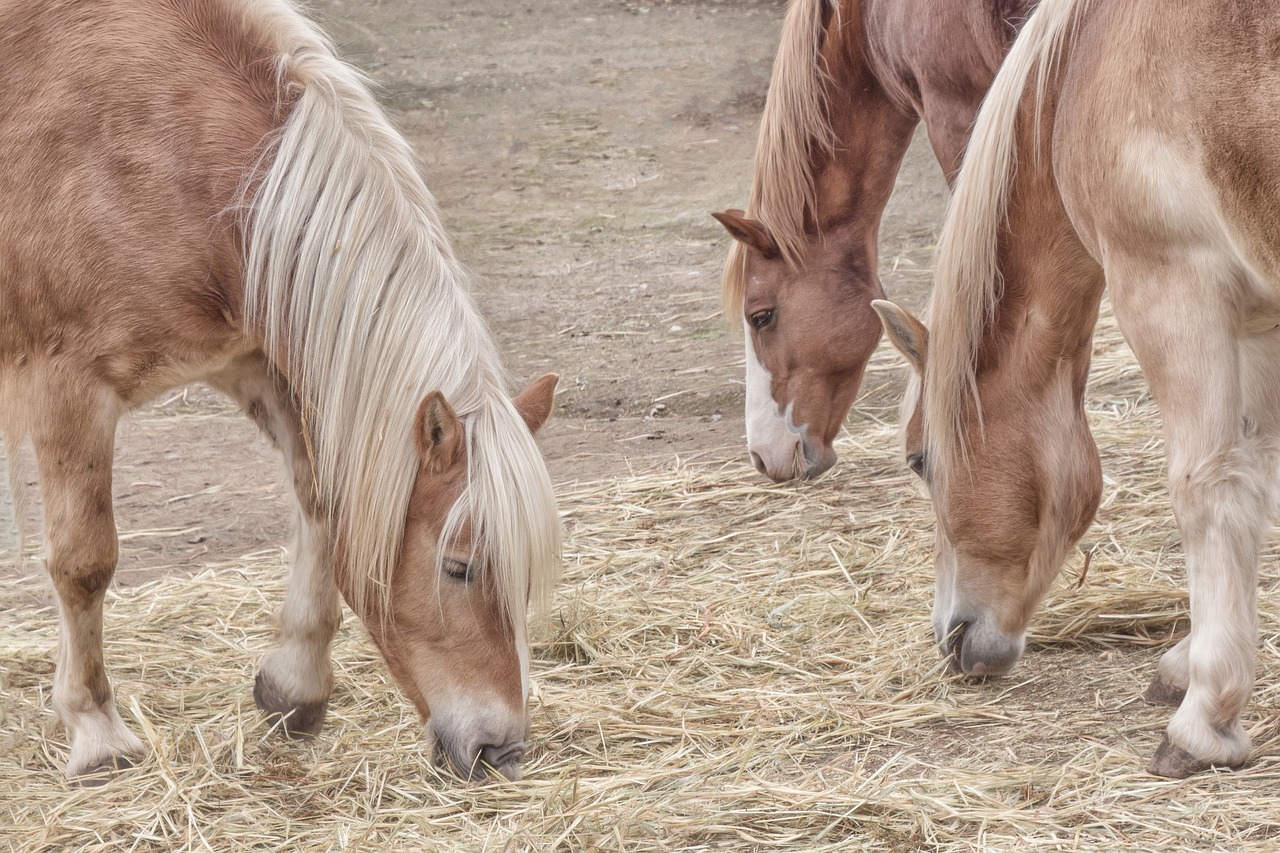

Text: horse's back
xmin=0 ymin=0 xmax=285 ymax=414
xmin=1053 ymin=0 xmax=1280 ymax=295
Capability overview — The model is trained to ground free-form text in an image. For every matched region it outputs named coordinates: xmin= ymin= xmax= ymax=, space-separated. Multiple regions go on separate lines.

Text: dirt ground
xmin=1 ymin=0 xmax=948 ymax=596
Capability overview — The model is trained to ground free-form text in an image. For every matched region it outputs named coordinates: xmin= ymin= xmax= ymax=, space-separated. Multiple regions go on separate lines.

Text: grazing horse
xmin=875 ymin=0 xmax=1280 ymax=776
xmin=713 ymin=0 xmax=1035 ymax=481
xmin=0 ymin=0 xmax=561 ymax=783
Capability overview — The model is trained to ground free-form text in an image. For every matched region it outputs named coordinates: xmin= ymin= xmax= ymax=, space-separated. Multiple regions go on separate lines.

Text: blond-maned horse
xmin=713 ymin=0 xmax=1035 ymax=482
xmin=875 ymin=0 xmax=1280 ymax=777
xmin=0 ymin=0 xmax=561 ymax=784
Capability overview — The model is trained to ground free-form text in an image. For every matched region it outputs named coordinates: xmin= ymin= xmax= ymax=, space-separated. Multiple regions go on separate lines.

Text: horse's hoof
xmin=254 ymin=671 xmax=327 ymax=738
xmin=1142 ymin=676 xmax=1187 ymax=707
xmin=73 ymin=753 xmax=137 ymax=787
xmin=1146 ymin=735 xmax=1238 ymax=778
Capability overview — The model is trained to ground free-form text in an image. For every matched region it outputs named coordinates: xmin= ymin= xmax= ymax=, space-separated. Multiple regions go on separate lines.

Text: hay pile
xmin=5 ymin=307 xmax=1280 ymax=852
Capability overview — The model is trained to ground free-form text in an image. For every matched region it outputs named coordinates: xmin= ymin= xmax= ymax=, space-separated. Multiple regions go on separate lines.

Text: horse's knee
xmin=46 ymin=526 xmax=118 ymax=603
xmin=1167 ymin=451 xmax=1267 ymax=536
xmin=291 ymin=467 xmax=323 ymax=517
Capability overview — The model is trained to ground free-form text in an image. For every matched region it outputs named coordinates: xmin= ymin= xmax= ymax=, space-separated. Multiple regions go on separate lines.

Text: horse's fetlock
xmin=254 ymin=669 xmax=329 ymax=737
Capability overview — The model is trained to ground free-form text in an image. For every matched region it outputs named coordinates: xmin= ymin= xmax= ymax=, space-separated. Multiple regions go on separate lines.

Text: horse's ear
xmin=711 ymin=209 xmax=779 ymax=259
xmin=414 ymin=391 xmax=466 ymax=475
xmin=513 ymin=373 xmax=558 ymax=435
xmin=872 ymin=300 xmax=928 ymax=376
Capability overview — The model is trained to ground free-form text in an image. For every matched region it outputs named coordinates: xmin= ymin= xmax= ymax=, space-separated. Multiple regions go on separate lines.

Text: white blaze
xmin=744 ymin=333 xmax=804 ymax=479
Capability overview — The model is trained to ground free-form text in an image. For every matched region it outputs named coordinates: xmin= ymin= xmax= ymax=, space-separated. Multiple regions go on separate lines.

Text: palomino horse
xmin=713 ymin=0 xmax=1035 ymax=481
xmin=875 ymin=0 xmax=1280 ymax=776
xmin=0 ymin=0 xmax=561 ymax=783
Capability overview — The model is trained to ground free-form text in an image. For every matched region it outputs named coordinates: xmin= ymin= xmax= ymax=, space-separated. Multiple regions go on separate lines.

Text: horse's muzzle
xmin=942 ymin=616 xmax=1022 ymax=678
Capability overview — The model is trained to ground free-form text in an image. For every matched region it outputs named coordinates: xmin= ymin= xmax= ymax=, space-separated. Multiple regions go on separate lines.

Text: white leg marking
xmin=1111 ymin=251 xmax=1264 ymax=768
xmin=35 ymin=388 xmax=145 ymax=779
xmin=209 ymin=354 xmax=340 ymax=718
xmin=258 ymin=500 xmax=339 ymax=706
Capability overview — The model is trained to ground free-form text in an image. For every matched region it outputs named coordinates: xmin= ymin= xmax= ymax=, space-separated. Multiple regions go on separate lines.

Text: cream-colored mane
xmin=924 ymin=0 xmax=1092 ymax=479
xmin=722 ymin=0 xmax=839 ymax=325
xmin=238 ymin=0 xmax=561 ymax=632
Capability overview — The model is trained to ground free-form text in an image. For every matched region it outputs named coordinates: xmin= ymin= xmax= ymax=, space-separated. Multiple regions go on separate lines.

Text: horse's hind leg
xmin=33 ymin=388 xmax=145 ymax=783
xmin=208 ymin=354 xmax=339 ymax=737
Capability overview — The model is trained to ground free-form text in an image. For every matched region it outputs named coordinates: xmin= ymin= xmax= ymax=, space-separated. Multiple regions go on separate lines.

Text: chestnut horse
xmin=713 ymin=0 xmax=1035 ymax=481
xmin=876 ymin=0 xmax=1280 ymax=776
xmin=0 ymin=0 xmax=561 ymax=783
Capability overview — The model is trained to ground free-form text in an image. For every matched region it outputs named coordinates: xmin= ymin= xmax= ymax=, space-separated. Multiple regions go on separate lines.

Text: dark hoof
xmin=254 ymin=671 xmax=328 ymax=738
xmin=75 ymin=753 xmax=136 ymax=787
xmin=1146 ymin=735 xmax=1239 ymax=778
xmin=1142 ymin=676 xmax=1187 ymax=707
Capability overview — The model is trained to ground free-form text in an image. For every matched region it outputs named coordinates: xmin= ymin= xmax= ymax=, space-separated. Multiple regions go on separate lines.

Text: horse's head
xmin=875 ymin=301 xmax=1101 ymax=678
xmin=348 ymin=374 xmax=558 ymax=782
xmin=714 ymin=209 xmax=885 ymax=482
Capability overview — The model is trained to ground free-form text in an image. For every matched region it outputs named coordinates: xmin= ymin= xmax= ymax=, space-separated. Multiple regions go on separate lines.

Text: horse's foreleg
xmin=1113 ymin=268 xmax=1265 ymax=778
xmin=34 ymin=391 xmax=144 ymax=783
xmin=209 ymin=354 xmax=339 ymax=736
xmin=252 ymin=499 xmax=338 ymax=736
xmin=1150 ymin=434 xmax=1264 ymax=777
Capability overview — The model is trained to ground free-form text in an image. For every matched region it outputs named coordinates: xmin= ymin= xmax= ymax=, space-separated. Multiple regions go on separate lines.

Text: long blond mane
xmin=924 ymin=0 xmax=1091 ymax=478
xmin=237 ymin=1 xmax=560 ymax=633
xmin=722 ymin=0 xmax=839 ymax=325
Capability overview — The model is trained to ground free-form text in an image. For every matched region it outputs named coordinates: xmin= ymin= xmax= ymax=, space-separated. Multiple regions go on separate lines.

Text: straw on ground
xmin=4 ymin=306 xmax=1280 ymax=852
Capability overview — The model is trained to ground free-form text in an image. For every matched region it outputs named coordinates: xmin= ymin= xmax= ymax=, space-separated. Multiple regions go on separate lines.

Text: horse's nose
xmin=801 ymin=442 xmax=838 ymax=479
xmin=944 ymin=616 xmax=1022 ymax=677
xmin=479 ymin=741 xmax=526 ymax=780
xmin=749 ymin=438 xmax=804 ymax=482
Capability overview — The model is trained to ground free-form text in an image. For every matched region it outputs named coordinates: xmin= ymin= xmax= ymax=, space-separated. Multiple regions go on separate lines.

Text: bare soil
xmin=1 ymin=0 xmax=949 ymax=601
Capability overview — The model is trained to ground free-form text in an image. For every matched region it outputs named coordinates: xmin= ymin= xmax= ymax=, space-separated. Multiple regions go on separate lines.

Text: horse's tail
xmin=924 ymin=0 xmax=1092 ymax=474
xmin=722 ymin=0 xmax=838 ymax=326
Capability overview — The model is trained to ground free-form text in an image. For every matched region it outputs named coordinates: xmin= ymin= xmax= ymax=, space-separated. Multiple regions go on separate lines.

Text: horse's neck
xmin=811 ymin=0 xmax=1033 ymax=231
xmin=982 ymin=103 xmax=1104 ymax=396
xmin=804 ymin=1 xmax=918 ymax=235
xmin=861 ymin=0 xmax=1035 ymax=181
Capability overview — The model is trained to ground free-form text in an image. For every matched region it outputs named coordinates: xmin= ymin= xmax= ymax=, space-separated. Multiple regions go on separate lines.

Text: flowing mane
xmin=923 ymin=0 xmax=1091 ymax=477
xmin=238 ymin=1 xmax=560 ymax=631
xmin=721 ymin=0 xmax=839 ymax=324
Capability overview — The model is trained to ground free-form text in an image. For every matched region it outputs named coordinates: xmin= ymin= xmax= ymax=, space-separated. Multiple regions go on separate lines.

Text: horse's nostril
xmin=479 ymin=741 xmax=525 ymax=773
xmin=803 ymin=445 xmax=837 ymax=479
xmin=750 ymin=451 xmax=768 ymax=476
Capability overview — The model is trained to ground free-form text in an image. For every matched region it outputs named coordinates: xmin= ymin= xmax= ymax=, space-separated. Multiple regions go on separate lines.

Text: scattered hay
xmin=4 ymin=306 xmax=1280 ymax=851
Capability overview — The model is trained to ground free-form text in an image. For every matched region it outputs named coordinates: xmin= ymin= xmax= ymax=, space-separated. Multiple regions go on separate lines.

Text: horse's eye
xmin=749 ymin=308 xmax=776 ymax=331
xmin=443 ymin=558 xmax=474 ymax=582
xmin=907 ymin=452 xmax=925 ymax=477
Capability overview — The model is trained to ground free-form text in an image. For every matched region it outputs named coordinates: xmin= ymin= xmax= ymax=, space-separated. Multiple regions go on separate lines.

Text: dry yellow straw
xmin=4 ymin=304 xmax=1280 ymax=851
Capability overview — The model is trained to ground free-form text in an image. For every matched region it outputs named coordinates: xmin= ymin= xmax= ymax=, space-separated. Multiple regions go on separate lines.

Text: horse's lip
xmin=944 ymin=620 xmax=969 ymax=671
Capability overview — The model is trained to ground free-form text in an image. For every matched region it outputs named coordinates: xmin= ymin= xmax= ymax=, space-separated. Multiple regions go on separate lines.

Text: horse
xmin=0 ymin=0 xmax=561 ymax=784
xmin=873 ymin=0 xmax=1280 ymax=777
xmin=712 ymin=0 xmax=1036 ymax=482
